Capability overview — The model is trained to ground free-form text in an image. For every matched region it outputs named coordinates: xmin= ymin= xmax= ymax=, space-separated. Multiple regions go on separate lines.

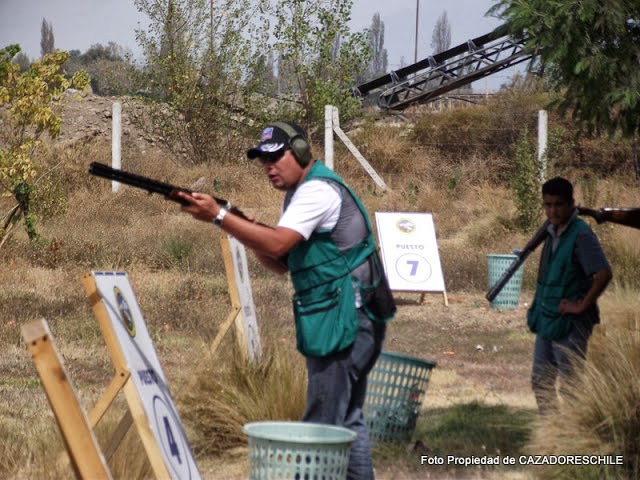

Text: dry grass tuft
xmin=346 ymin=122 xmax=423 ymax=175
xmin=178 ymin=340 xmax=307 ymax=457
xmin=94 ymin=408 xmax=154 ymax=479
xmin=525 ymin=322 xmax=640 ymax=480
xmin=0 ymin=411 xmax=78 ymax=480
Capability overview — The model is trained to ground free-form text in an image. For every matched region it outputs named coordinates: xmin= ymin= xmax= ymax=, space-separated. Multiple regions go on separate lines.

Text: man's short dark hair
xmin=542 ymin=176 xmax=574 ymax=203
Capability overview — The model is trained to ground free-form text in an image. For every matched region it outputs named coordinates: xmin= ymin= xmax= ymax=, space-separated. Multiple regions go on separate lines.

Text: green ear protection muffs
xmin=272 ymin=121 xmax=312 ymax=167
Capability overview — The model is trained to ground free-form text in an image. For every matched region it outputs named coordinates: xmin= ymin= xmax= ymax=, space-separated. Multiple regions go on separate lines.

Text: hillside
xmin=54 ymin=91 xmax=164 ymax=154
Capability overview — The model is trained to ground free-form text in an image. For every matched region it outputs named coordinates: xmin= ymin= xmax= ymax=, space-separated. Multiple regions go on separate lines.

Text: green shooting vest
xmin=527 ymin=217 xmax=590 ymax=341
xmin=287 ymin=161 xmax=389 ymax=357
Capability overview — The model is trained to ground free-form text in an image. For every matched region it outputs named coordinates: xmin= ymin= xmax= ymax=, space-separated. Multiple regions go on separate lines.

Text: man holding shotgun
xmin=527 ymin=177 xmax=612 ymax=414
xmin=178 ymin=121 xmax=395 ymax=479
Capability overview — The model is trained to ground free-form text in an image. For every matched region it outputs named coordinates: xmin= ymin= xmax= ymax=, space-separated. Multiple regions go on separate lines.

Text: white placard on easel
xmin=227 ymin=236 xmax=262 ymax=360
xmin=210 ymin=236 xmax=262 ymax=362
xmin=375 ymin=212 xmax=447 ymax=304
xmin=84 ymin=271 xmax=201 ymax=480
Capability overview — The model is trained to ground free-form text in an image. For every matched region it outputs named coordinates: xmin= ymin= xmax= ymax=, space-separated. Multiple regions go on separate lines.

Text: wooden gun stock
xmin=88 ymin=162 xmax=250 ymax=220
xmin=485 ymin=221 xmax=550 ymax=303
xmin=578 ymin=207 xmax=640 ymax=230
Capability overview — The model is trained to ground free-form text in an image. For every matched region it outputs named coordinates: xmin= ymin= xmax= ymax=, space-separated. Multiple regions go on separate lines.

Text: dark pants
xmin=303 ymin=310 xmax=386 ymax=480
xmin=531 ymin=320 xmax=593 ymax=414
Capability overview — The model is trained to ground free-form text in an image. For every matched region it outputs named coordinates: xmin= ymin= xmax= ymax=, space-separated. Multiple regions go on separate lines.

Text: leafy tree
xmin=62 ymin=43 xmax=139 ymax=95
xmin=488 ymin=1 xmax=640 ymax=140
xmin=83 ymin=43 xmax=137 ymax=95
xmin=270 ymin=0 xmax=371 ymax=132
xmin=82 ymin=42 xmax=126 ymax=63
xmin=0 ymin=45 xmax=89 ymax=246
xmin=134 ymin=0 xmax=369 ymax=157
xmin=85 ymin=56 xmax=139 ymax=96
xmin=40 ymin=18 xmax=55 ymax=57
xmin=431 ymin=11 xmax=451 ymax=54
xmin=134 ymin=0 xmax=272 ymax=163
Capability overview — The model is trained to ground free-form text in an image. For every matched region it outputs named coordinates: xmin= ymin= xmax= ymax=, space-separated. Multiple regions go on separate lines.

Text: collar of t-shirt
xmin=547 ymin=208 xmax=579 ymax=252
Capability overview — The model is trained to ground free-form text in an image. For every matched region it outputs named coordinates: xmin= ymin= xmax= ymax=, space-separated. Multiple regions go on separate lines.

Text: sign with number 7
xmin=375 ymin=212 xmax=446 ymax=293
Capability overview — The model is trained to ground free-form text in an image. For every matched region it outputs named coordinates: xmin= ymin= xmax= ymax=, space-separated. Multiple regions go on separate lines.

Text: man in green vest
xmin=527 ymin=177 xmax=612 ymax=414
xmin=178 ymin=121 xmax=395 ymax=479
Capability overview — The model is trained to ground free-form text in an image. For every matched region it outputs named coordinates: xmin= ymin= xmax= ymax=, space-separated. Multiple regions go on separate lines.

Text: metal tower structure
xmin=353 ymin=25 xmax=534 ymax=111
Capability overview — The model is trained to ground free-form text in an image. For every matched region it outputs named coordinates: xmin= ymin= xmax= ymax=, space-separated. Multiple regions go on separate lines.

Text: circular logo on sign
xmin=395 ymin=218 xmax=416 ymax=234
xmin=153 ymin=395 xmax=192 ymax=479
xmin=114 ymin=287 xmax=136 ymax=337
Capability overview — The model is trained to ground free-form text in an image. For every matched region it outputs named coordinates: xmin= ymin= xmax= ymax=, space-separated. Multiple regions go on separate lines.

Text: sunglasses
xmin=258 ymin=148 xmax=289 ymax=164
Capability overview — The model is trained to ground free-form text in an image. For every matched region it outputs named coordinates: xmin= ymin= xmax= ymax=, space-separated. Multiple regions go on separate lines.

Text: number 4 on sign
xmin=81 ymin=271 xmax=202 ymax=480
xmin=164 ymin=416 xmax=182 ymax=465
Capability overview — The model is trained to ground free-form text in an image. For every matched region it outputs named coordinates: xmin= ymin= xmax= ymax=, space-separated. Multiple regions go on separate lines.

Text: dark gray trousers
xmin=531 ymin=320 xmax=593 ymax=414
xmin=303 ymin=310 xmax=386 ymax=480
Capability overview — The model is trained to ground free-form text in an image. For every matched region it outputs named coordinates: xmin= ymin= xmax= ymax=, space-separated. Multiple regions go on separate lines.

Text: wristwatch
xmin=214 ymin=207 xmax=228 ymax=226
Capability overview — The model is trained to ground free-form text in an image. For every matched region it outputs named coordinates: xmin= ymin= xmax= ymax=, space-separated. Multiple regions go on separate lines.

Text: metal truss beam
xmin=352 ymin=26 xmax=534 ymax=111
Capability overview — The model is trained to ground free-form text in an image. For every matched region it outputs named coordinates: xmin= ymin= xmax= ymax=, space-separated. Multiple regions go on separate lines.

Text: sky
xmin=0 ymin=0 xmax=519 ymax=91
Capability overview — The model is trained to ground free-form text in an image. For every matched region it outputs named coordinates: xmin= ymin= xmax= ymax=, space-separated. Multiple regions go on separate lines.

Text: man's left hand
xmin=178 ymin=191 xmax=219 ymax=223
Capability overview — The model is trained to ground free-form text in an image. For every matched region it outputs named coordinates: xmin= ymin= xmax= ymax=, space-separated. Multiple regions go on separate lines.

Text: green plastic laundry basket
xmin=364 ymin=351 xmax=437 ymax=443
xmin=243 ymin=421 xmax=357 ymax=480
xmin=487 ymin=253 xmax=524 ymax=310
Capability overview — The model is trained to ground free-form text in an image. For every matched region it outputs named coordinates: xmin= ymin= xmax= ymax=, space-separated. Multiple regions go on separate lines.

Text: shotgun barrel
xmin=88 ymin=162 xmax=250 ymax=220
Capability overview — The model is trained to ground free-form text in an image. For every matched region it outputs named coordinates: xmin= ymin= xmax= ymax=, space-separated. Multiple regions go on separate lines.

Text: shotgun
xmin=485 ymin=221 xmax=550 ymax=303
xmin=486 ymin=206 xmax=640 ymax=302
xmin=88 ymin=162 xmax=250 ymax=220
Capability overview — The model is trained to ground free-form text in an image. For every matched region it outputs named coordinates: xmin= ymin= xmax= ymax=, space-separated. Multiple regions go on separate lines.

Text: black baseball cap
xmin=246 ymin=122 xmax=304 ymax=159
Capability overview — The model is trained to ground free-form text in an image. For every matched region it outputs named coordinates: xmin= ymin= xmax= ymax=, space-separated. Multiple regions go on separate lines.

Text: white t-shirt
xmin=277 ymin=180 xmax=341 ymax=239
xmin=279 ymin=179 xmax=364 ymax=307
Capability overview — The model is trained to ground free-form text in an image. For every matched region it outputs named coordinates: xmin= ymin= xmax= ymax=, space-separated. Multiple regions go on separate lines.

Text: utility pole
xmin=414 ymin=0 xmax=420 ymax=64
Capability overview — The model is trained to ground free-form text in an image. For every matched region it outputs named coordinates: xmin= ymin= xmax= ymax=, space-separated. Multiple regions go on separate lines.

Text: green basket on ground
xmin=487 ymin=253 xmax=524 ymax=310
xmin=364 ymin=351 xmax=437 ymax=444
xmin=243 ymin=421 xmax=357 ymax=480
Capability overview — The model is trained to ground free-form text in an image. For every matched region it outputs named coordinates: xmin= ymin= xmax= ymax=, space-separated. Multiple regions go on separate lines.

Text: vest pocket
xmin=527 ymin=294 xmax=572 ymax=340
xmin=293 ymin=276 xmax=359 ymax=357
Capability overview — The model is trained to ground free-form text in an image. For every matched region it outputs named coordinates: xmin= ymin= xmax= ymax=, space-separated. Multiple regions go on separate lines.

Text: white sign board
xmin=227 ymin=236 xmax=262 ymax=360
xmin=92 ymin=271 xmax=201 ymax=480
xmin=375 ymin=212 xmax=446 ymax=292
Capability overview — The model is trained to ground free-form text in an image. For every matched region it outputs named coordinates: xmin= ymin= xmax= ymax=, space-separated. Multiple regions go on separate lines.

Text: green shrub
xmin=160 ymin=236 xmax=194 ymax=269
xmin=512 ymin=127 xmax=542 ymax=232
